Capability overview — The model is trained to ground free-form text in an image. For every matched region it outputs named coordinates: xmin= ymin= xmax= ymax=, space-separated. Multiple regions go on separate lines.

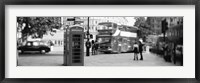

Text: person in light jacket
xmin=133 ymin=42 xmax=139 ymax=60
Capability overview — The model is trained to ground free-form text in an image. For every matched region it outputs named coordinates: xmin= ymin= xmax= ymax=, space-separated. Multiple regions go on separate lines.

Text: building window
xmin=95 ymin=21 xmax=98 ymax=24
xmin=91 ymin=26 xmax=94 ymax=31
xmin=55 ymin=41 xmax=57 ymax=45
xmin=58 ymin=40 xmax=60 ymax=45
xmin=170 ymin=18 xmax=173 ymax=22
xmin=61 ymin=41 xmax=63 ymax=45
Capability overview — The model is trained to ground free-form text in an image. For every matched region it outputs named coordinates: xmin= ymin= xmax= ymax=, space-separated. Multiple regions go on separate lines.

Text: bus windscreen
xmin=98 ymin=37 xmax=111 ymax=43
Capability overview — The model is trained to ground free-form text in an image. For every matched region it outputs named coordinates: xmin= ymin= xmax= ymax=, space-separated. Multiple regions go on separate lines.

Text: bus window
xmin=118 ymin=38 xmax=122 ymax=42
xmin=98 ymin=37 xmax=111 ymax=43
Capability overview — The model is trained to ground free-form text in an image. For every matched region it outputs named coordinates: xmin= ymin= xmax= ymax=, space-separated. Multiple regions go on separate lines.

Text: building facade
xmin=146 ymin=17 xmax=183 ymax=35
xmin=62 ymin=17 xmax=131 ymax=52
xmin=62 ymin=17 xmax=130 ymax=40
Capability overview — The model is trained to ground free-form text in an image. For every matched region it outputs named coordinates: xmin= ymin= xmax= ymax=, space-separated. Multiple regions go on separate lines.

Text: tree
xmin=134 ymin=17 xmax=146 ymax=27
xmin=134 ymin=17 xmax=152 ymax=41
xmin=17 ymin=17 xmax=62 ymax=42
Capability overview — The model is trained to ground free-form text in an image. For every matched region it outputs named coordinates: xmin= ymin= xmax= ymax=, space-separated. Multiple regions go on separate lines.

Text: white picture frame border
xmin=5 ymin=5 xmax=195 ymax=78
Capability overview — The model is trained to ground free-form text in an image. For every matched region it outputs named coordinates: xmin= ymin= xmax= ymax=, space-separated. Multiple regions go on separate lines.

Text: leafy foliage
xmin=134 ymin=17 xmax=146 ymax=27
xmin=134 ymin=17 xmax=153 ymax=41
xmin=17 ymin=17 xmax=61 ymax=40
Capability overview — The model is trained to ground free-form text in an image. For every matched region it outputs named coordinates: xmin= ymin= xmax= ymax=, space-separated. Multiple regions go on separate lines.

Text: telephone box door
xmin=64 ymin=26 xmax=84 ymax=66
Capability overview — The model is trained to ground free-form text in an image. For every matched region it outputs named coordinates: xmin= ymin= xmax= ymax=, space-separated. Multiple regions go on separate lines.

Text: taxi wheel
xmin=21 ymin=50 xmax=24 ymax=54
xmin=18 ymin=50 xmax=24 ymax=54
xmin=40 ymin=49 xmax=46 ymax=54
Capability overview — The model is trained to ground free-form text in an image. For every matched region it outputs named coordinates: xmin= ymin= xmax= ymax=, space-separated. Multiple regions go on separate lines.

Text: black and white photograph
xmin=17 ymin=16 xmax=183 ymax=66
xmin=5 ymin=5 xmax=195 ymax=79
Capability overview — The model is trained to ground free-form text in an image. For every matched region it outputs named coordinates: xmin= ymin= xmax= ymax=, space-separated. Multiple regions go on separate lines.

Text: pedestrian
xmin=91 ymin=40 xmax=95 ymax=55
xmin=163 ymin=42 xmax=169 ymax=61
xmin=133 ymin=42 xmax=139 ymax=60
xmin=85 ymin=40 xmax=91 ymax=56
xmin=94 ymin=40 xmax=99 ymax=55
xmin=49 ymin=40 xmax=54 ymax=51
xmin=139 ymin=41 xmax=144 ymax=60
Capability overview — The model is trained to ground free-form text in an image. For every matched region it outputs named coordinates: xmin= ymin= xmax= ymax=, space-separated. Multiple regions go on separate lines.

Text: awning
xmin=120 ymin=31 xmax=137 ymax=38
xmin=112 ymin=29 xmax=137 ymax=38
xmin=112 ymin=29 xmax=120 ymax=36
xmin=169 ymin=24 xmax=183 ymax=29
xmin=96 ymin=35 xmax=111 ymax=37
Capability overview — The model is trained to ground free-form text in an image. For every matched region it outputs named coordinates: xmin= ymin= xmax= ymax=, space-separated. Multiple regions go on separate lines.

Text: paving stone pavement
xmin=18 ymin=51 xmax=180 ymax=66
xmin=84 ymin=52 xmax=180 ymax=66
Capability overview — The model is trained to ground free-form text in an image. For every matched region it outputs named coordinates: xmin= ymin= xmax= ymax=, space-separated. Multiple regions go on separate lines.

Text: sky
xmin=125 ymin=17 xmax=147 ymax=26
xmin=125 ymin=17 xmax=136 ymax=26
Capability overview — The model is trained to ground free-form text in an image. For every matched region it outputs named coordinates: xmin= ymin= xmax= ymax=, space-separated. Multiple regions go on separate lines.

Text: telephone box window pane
xmin=73 ymin=53 xmax=81 ymax=55
xmin=73 ymin=49 xmax=81 ymax=52
xmin=73 ymin=60 xmax=81 ymax=63
xmin=73 ymin=35 xmax=81 ymax=37
xmin=73 ymin=38 xmax=80 ymax=41
xmin=73 ymin=42 xmax=80 ymax=46
xmin=73 ymin=46 xmax=80 ymax=48
xmin=73 ymin=56 xmax=81 ymax=59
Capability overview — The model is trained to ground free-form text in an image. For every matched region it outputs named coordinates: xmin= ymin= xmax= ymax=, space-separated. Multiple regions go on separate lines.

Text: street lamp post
xmin=162 ymin=19 xmax=168 ymax=43
xmin=87 ymin=17 xmax=90 ymax=41
xmin=73 ymin=17 xmax=76 ymax=25
xmin=86 ymin=17 xmax=91 ymax=56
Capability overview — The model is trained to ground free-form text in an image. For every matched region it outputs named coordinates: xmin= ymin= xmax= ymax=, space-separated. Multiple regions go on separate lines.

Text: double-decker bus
xmin=96 ymin=22 xmax=138 ymax=54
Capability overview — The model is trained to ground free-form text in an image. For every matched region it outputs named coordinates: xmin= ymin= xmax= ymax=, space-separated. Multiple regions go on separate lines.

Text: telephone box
xmin=64 ymin=25 xmax=84 ymax=66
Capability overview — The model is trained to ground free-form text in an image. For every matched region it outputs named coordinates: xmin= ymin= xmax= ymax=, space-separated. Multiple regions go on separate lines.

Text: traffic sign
xmin=67 ymin=18 xmax=75 ymax=21
xmin=74 ymin=21 xmax=84 ymax=24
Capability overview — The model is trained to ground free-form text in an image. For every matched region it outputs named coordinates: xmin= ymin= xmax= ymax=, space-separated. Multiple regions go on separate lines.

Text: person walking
xmin=85 ymin=40 xmax=91 ymax=56
xmin=133 ymin=42 xmax=139 ymax=60
xmin=163 ymin=42 xmax=169 ymax=61
xmin=94 ymin=40 xmax=99 ymax=55
xmin=139 ymin=41 xmax=144 ymax=60
xmin=49 ymin=40 xmax=54 ymax=51
xmin=91 ymin=40 xmax=95 ymax=55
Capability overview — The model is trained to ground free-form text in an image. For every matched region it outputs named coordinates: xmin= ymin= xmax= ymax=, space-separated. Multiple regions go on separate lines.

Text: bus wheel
xmin=117 ymin=51 xmax=121 ymax=54
xmin=19 ymin=50 xmax=24 ymax=54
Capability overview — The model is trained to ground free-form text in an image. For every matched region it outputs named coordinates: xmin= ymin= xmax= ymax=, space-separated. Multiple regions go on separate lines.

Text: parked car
xmin=149 ymin=44 xmax=164 ymax=55
xmin=172 ymin=45 xmax=183 ymax=65
xmin=17 ymin=41 xmax=51 ymax=54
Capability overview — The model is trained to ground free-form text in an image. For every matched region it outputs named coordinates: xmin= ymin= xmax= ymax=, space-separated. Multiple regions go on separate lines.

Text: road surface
xmin=18 ymin=51 xmax=180 ymax=66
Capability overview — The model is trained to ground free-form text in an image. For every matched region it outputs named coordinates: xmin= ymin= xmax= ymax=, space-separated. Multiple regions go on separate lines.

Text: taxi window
xmin=26 ymin=42 xmax=32 ymax=46
xmin=33 ymin=42 xmax=39 ymax=46
xmin=39 ymin=42 xmax=44 ymax=45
